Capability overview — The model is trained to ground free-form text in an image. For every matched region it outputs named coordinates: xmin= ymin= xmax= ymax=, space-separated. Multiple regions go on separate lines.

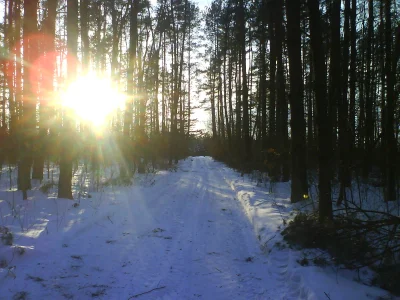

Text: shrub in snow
xmin=102 ymin=176 xmax=132 ymax=187
xmin=12 ymin=291 xmax=28 ymax=300
xmin=371 ymin=264 xmax=400 ymax=295
xmin=283 ymin=211 xmax=400 ymax=295
xmin=0 ymin=226 xmax=9 ymax=235
xmin=0 ymin=258 xmax=8 ymax=268
xmin=39 ymin=181 xmax=55 ymax=194
xmin=15 ymin=246 xmax=25 ymax=256
xmin=0 ymin=226 xmax=13 ymax=246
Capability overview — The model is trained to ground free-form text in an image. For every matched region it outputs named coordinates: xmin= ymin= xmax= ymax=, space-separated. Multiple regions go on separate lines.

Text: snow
xmin=0 ymin=156 xmax=393 ymax=299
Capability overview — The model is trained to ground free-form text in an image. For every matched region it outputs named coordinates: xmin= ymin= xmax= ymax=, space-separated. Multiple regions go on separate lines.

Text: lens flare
xmin=61 ymin=74 xmax=125 ymax=129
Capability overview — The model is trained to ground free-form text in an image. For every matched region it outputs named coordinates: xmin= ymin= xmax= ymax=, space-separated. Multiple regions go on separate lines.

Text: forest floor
xmin=0 ymin=156 xmax=392 ymax=299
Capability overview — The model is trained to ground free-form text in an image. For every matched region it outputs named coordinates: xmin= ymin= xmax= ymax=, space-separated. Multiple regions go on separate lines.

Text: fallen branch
xmin=128 ymin=286 xmax=166 ymax=299
xmin=265 ymin=234 xmax=277 ymax=245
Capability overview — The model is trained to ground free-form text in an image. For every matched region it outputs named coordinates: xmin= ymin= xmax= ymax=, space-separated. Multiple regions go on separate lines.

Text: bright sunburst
xmin=61 ymin=74 xmax=125 ymax=128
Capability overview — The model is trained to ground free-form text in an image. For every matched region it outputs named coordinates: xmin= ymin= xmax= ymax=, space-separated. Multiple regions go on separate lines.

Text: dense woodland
xmin=0 ymin=0 xmax=399 ymax=220
xmin=0 ymin=0 xmax=202 ymax=199
xmin=0 ymin=0 xmax=400 ymax=292
xmin=202 ymin=0 xmax=400 ymax=220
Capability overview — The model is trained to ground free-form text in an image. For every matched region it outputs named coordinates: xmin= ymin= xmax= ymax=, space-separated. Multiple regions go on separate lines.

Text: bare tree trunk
xmin=268 ymin=3 xmax=276 ymax=147
xmin=162 ymin=31 xmax=166 ymax=134
xmin=337 ymin=0 xmax=352 ymax=206
xmin=235 ymin=54 xmax=241 ymax=148
xmin=363 ymin=0 xmax=374 ymax=178
xmin=120 ymin=0 xmax=139 ymax=176
xmin=259 ymin=1 xmax=267 ymax=151
xmin=275 ymin=0 xmax=288 ymax=180
xmin=238 ymin=0 xmax=250 ymax=162
xmin=286 ymin=0 xmax=308 ymax=202
xmin=58 ymin=0 xmax=78 ymax=200
xmin=81 ymin=0 xmax=90 ymax=72
xmin=307 ymin=0 xmax=333 ymax=222
xmin=19 ymin=0 xmax=39 ymax=199
xmin=383 ymin=0 xmax=397 ymax=201
xmin=349 ymin=0 xmax=357 ymax=147
xmin=32 ymin=0 xmax=57 ymax=181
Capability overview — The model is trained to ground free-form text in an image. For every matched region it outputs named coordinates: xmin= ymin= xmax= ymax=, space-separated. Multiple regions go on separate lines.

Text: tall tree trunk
xmin=121 ymin=0 xmax=139 ymax=176
xmin=328 ymin=0 xmax=340 ymax=154
xmin=80 ymin=0 xmax=90 ymax=72
xmin=275 ymin=0 xmax=288 ymax=180
xmin=337 ymin=0 xmax=352 ymax=206
xmin=169 ymin=0 xmax=180 ymax=164
xmin=162 ymin=31 xmax=166 ymax=134
xmin=285 ymin=0 xmax=308 ymax=202
xmin=15 ymin=0 xmax=22 ymax=145
xmin=307 ymin=0 xmax=333 ymax=222
xmin=1 ymin=0 xmax=8 ymax=131
xmin=32 ymin=0 xmax=57 ymax=181
xmin=0 ymin=0 xmax=9 ymax=169
xmin=383 ymin=0 xmax=396 ymax=201
xmin=235 ymin=55 xmax=241 ymax=147
xmin=363 ymin=0 xmax=374 ymax=178
xmin=187 ymin=20 xmax=191 ymax=136
xmin=58 ymin=0 xmax=77 ymax=199
xmin=155 ymin=33 xmax=162 ymax=135
xmin=177 ymin=0 xmax=188 ymax=141
xmin=238 ymin=0 xmax=251 ymax=162
xmin=110 ymin=0 xmax=118 ymax=81
xmin=259 ymin=13 xmax=267 ymax=151
xmin=268 ymin=3 xmax=276 ymax=147
xmin=228 ymin=48 xmax=234 ymax=141
xmin=110 ymin=0 xmax=120 ymax=131
xmin=6 ymin=0 xmax=17 ymax=137
xmin=19 ymin=0 xmax=38 ymax=199
xmin=349 ymin=0 xmax=357 ymax=147
xmin=223 ymin=38 xmax=231 ymax=144
xmin=210 ymin=65 xmax=217 ymax=138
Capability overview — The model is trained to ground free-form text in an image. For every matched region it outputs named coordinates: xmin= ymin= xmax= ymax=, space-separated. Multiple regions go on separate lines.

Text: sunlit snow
xmin=0 ymin=157 xmax=389 ymax=299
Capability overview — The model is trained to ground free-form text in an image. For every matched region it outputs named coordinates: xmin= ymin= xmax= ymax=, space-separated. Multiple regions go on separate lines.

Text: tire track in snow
xmin=122 ymin=161 xmax=213 ymax=298
xmin=114 ymin=173 xmax=191 ymax=298
xmin=35 ymin=157 xmax=308 ymax=299
xmin=47 ymin=170 xmax=188 ymax=299
xmin=266 ymin=248 xmax=317 ymax=300
xmin=215 ymin=160 xmax=317 ymax=300
xmin=141 ymin=157 xmax=267 ymax=299
xmin=173 ymin=157 xmax=270 ymax=299
xmin=153 ymin=159 xmax=211 ymax=299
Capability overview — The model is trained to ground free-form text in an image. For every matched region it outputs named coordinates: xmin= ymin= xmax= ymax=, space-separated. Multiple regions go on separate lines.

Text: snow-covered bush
xmin=0 ymin=226 xmax=13 ymax=246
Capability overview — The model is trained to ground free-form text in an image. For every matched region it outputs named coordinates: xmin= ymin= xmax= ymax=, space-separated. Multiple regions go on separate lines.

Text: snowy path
xmin=110 ymin=156 xmax=273 ymax=299
xmin=0 ymin=157 xmax=389 ymax=299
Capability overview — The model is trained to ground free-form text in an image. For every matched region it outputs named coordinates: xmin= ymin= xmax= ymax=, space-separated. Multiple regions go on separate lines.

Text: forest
xmin=0 ymin=0 xmax=400 ymax=294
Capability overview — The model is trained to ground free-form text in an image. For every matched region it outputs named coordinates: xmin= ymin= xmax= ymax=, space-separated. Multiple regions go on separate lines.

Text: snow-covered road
xmin=66 ymin=156 xmax=278 ymax=299
xmin=0 ymin=156 xmax=389 ymax=299
xmin=111 ymin=156 xmax=274 ymax=299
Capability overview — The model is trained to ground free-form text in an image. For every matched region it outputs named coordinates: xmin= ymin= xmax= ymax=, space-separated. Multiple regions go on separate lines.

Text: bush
xmin=39 ymin=181 xmax=55 ymax=194
xmin=282 ymin=211 xmax=400 ymax=295
xmin=281 ymin=213 xmax=334 ymax=249
xmin=0 ymin=226 xmax=13 ymax=246
xmin=371 ymin=264 xmax=400 ymax=295
xmin=284 ymin=213 xmax=372 ymax=266
xmin=102 ymin=176 xmax=132 ymax=187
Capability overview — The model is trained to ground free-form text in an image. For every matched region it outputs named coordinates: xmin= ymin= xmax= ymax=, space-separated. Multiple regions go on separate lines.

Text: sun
xmin=61 ymin=74 xmax=125 ymax=128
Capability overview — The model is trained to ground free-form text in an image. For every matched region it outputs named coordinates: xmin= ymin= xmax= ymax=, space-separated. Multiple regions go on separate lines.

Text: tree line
xmin=201 ymin=0 xmax=400 ymax=222
xmin=0 ymin=0 xmax=201 ymax=199
xmin=0 ymin=0 xmax=399 ymax=225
